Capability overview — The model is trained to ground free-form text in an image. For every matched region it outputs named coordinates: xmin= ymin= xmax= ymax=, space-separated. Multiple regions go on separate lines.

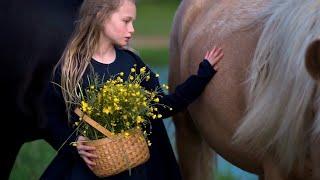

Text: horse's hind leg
xmin=173 ymin=111 xmax=215 ymax=180
xmin=169 ymin=17 xmax=214 ymax=179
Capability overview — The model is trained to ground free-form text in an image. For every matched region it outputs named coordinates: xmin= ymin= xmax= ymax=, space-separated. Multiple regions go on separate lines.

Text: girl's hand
xmin=76 ymin=136 xmax=98 ymax=170
xmin=204 ymin=46 xmax=224 ymax=71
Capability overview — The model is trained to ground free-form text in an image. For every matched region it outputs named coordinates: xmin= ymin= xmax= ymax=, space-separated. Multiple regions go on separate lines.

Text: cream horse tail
xmin=233 ymin=0 xmax=320 ymax=174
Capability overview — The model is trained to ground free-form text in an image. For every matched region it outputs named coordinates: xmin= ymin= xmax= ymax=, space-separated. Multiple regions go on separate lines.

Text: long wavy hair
xmin=233 ymin=0 xmax=320 ymax=174
xmin=53 ymin=0 xmax=135 ymax=118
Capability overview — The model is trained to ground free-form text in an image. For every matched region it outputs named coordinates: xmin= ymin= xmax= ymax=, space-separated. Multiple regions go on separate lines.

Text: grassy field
xmin=135 ymin=1 xmax=180 ymax=37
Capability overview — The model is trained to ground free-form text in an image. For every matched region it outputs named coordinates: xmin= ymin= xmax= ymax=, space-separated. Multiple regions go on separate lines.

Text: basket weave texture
xmin=84 ymin=128 xmax=150 ymax=177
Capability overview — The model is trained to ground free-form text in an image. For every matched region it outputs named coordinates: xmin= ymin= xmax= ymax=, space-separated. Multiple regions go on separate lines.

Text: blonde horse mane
xmin=233 ymin=0 xmax=320 ymax=174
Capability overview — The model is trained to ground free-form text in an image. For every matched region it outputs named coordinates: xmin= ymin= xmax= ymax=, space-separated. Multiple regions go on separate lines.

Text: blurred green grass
xmin=138 ymin=48 xmax=169 ymax=67
xmin=135 ymin=1 xmax=180 ymax=37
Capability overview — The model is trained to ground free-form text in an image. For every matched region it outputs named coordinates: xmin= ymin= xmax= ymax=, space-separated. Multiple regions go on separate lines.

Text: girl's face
xmin=101 ymin=0 xmax=136 ymax=47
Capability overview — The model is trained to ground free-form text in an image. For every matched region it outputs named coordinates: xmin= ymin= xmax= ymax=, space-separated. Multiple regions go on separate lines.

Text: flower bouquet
xmin=73 ymin=66 xmax=169 ymax=177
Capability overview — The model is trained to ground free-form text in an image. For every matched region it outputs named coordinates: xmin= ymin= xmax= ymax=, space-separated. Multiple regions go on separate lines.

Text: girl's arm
xmin=145 ymin=47 xmax=223 ymax=119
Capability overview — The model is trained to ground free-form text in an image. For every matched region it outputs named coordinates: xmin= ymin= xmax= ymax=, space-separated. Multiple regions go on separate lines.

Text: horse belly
xmin=181 ymin=18 xmax=264 ymax=175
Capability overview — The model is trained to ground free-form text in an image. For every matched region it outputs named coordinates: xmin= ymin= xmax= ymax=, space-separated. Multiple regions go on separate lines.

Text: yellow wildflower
xmin=81 ymin=101 xmax=88 ymax=108
xmin=125 ymin=132 xmax=130 ymax=137
xmin=140 ymin=67 xmax=146 ymax=74
xmin=103 ymin=107 xmax=112 ymax=114
xmin=114 ymin=97 xmax=119 ymax=103
xmin=136 ymin=116 xmax=144 ymax=123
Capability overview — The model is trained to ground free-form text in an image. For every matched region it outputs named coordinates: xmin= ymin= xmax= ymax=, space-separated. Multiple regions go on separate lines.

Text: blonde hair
xmin=233 ymin=0 xmax=320 ymax=174
xmin=53 ymin=0 xmax=135 ymax=117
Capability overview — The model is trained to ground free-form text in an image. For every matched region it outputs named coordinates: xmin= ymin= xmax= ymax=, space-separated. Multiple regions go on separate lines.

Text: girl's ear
xmin=306 ymin=39 xmax=320 ymax=80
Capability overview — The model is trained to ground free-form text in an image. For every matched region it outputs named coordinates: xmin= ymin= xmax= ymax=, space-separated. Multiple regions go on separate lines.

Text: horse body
xmin=170 ymin=0 xmax=320 ymax=179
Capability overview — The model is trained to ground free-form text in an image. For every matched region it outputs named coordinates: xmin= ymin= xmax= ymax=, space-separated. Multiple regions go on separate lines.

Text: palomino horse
xmin=0 ymin=1 xmax=82 ymax=178
xmin=169 ymin=0 xmax=320 ymax=179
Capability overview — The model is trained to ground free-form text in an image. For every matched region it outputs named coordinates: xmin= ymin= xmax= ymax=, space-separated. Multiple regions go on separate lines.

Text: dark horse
xmin=0 ymin=1 xmax=82 ymax=178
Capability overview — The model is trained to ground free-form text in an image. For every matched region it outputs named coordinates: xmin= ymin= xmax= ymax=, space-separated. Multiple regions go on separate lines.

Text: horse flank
xmin=180 ymin=0 xmax=268 ymax=44
xmin=233 ymin=0 xmax=320 ymax=174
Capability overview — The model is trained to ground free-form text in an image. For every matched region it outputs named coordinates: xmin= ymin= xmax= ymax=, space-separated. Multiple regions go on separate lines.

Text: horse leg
xmin=169 ymin=15 xmax=214 ymax=179
xmin=173 ymin=111 xmax=215 ymax=180
xmin=310 ymin=138 xmax=320 ymax=179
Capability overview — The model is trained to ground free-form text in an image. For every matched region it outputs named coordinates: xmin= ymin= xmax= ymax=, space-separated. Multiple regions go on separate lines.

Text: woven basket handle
xmin=74 ymin=108 xmax=114 ymax=138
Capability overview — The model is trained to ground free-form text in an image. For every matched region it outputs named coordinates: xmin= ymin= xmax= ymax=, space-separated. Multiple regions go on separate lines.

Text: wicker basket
xmin=74 ymin=108 xmax=150 ymax=177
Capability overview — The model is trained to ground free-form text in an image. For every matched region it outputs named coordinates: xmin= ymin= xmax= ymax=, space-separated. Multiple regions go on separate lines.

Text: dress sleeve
xmin=43 ymin=69 xmax=78 ymax=156
xmin=143 ymin=59 xmax=216 ymax=119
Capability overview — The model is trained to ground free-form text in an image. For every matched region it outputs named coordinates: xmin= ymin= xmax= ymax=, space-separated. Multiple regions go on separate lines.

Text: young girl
xmin=41 ymin=0 xmax=223 ymax=179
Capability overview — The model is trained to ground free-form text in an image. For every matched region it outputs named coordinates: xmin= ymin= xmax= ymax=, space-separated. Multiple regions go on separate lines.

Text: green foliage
xmin=138 ymin=48 xmax=169 ymax=67
xmin=134 ymin=1 xmax=180 ymax=36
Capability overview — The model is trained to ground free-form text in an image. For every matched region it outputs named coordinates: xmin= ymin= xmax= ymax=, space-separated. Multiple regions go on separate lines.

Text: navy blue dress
xmin=40 ymin=47 xmax=216 ymax=180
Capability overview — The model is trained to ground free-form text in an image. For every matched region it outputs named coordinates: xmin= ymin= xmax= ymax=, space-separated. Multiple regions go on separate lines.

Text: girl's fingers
xmin=205 ymin=51 xmax=209 ymax=59
xmin=77 ymin=136 xmax=97 ymax=169
xmin=211 ymin=48 xmax=222 ymax=60
xmin=211 ymin=48 xmax=219 ymax=58
xmin=204 ymin=46 xmax=224 ymax=67
xmin=213 ymin=48 xmax=223 ymax=57
xmin=78 ymin=150 xmax=98 ymax=158
xmin=78 ymin=144 xmax=96 ymax=151
xmin=208 ymin=47 xmax=222 ymax=59
xmin=88 ymin=165 xmax=94 ymax=170
xmin=212 ymin=53 xmax=224 ymax=65
xmin=82 ymin=156 xmax=96 ymax=166
xmin=208 ymin=46 xmax=216 ymax=58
